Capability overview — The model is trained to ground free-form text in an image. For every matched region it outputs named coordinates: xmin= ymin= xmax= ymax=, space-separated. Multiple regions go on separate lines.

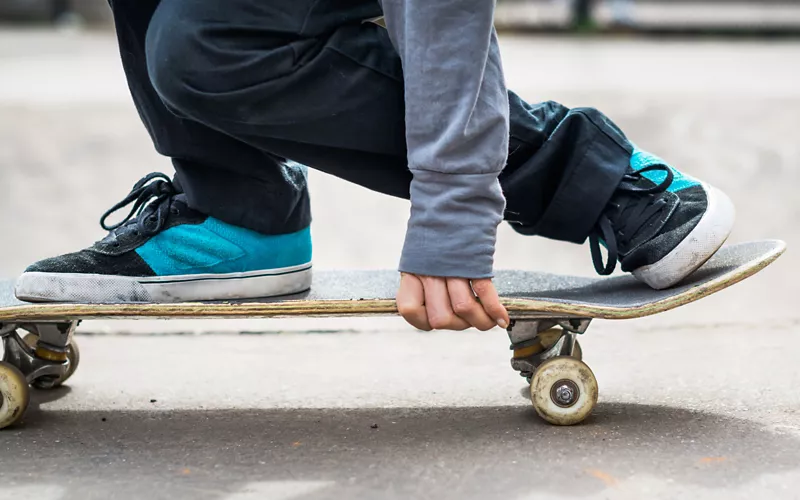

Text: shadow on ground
xmin=2 ymin=395 xmax=798 ymax=499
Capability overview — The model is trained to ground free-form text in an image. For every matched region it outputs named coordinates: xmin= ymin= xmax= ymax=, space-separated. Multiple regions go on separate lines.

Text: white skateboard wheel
xmin=0 ymin=361 xmax=30 ymax=429
xmin=530 ymin=357 xmax=598 ymax=426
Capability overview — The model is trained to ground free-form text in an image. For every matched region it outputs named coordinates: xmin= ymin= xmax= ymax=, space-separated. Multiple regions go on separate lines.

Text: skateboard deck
xmin=0 ymin=239 xmax=786 ymax=429
xmin=0 ymin=239 xmax=786 ymax=321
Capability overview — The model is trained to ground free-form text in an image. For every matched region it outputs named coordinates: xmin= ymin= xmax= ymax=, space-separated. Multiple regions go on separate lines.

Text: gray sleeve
xmin=380 ymin=0 xmax=510 ymax=279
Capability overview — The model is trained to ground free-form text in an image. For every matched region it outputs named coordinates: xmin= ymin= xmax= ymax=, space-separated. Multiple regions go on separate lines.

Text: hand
xmin=396 ymin=273 xmax=510 ymax=331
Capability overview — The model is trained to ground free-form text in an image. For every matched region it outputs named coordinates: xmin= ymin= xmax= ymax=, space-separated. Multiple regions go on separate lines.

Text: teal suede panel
xmin=630 ymin=147 xmax=699 ymax=192
xmin=136 ymin=219 xmax=312 ymax=276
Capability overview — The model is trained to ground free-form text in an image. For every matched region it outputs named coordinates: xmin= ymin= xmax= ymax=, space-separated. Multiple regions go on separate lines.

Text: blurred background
xmin=497 ymin=0 xmax=800 ymax=33
xmin=4 ymin=0 xmax=800 ymax=32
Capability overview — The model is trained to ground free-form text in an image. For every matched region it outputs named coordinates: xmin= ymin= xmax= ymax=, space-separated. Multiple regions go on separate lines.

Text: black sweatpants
xmin=107 ymin=0 xmax=632 ymax=250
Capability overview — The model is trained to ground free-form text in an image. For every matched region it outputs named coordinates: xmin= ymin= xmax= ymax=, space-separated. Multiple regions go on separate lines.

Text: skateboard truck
xmin=506 ymin=318 xmax=598 ymax=425
xmin=506 ymin=318 xmax=590 ymax=379
xmin=1 ymin=321 xmax=79 ymax=389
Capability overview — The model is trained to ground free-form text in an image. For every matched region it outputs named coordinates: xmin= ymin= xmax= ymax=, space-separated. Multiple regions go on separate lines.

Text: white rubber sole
xmin=632 ymin=184 xmax=735 ymax=290
xmin=14 ymin=263 xmax=312 ymax=303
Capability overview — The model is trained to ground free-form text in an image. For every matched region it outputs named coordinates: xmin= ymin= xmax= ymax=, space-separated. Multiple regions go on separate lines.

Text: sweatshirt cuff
xmin=398 ymin=169 xmax=505 ymax=278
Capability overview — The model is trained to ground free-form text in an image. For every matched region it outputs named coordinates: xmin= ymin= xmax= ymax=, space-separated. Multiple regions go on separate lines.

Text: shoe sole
xmin=14 ymin=263 xmax=312 ymax=303
xmin=632 ymin=184 xmax=735 ymax=290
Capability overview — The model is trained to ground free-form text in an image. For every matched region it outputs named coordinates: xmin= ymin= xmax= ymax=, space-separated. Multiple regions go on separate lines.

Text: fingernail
xmin=497 ymin=318 xmax=509 ymax=329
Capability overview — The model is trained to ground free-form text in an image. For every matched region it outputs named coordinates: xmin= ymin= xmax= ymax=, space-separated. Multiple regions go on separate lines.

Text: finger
xmin=396 ymin=273 xmax=431 ymax=331
xmin=471 ymin=278 xmax=510 ymax=329
xmin=421 ymin=276 xmax=470 ymax=331
xmin=446 ymin=278 xmax=496 ymax=331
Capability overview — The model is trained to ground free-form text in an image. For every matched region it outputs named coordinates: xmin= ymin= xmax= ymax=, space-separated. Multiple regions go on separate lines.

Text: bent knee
xmin=144 ymin=17 xmax=207 ymax=117
xmin=145 ymin=6 xmax=307 ymax=125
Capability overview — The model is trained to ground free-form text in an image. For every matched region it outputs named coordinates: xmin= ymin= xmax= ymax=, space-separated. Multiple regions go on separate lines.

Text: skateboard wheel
xmin=0 ymin=361 xmax=30 ymax=429
xmin=530 ymin=357 xmax=598 ymax=426
xmin=23 ymin=333 xmax=81 ymax=389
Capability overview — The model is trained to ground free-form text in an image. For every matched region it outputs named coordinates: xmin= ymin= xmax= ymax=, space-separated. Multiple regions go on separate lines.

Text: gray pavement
xmin=1 ymin=28 xmax=800 ymax=499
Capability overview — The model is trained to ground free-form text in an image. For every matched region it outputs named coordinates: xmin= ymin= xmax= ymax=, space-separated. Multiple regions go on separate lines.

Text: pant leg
xmin=146 ymin=0 xmax=414 ymax=200
xmin=145 ymin=0 xmax=631 ymax=248
xmin=107 ymin=0 xmax=311 ymax=235
xmin=502 ymin=96 xmax=634 ymax=243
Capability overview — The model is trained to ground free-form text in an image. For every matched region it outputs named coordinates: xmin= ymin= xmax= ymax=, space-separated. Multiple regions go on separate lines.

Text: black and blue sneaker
xmin=15 ymin=173 xmax=312 ymax=303
xmin=590 ymin=147 xmax=735 ymax=289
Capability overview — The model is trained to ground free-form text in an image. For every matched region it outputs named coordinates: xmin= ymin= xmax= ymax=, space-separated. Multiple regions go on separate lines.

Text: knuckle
xmin=451 ymin=300 xmax=477 ymax=316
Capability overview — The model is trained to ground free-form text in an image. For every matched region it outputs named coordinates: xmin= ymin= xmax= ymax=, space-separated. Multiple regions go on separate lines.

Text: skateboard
xmin=0 ymin=240 xmax=785 ymax=428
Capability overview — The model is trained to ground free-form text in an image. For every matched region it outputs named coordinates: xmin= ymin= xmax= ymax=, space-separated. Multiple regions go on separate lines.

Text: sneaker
xmin=590 ymin=148 xmax=735 ymax=289
xmin=15 ymin=173 xmax=312 ymax=303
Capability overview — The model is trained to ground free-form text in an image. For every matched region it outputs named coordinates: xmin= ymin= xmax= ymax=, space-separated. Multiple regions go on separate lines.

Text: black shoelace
xmin=99 ymin=172 xmax=179 ymax=238
xmin=589 ymin=165 xmax=674 ymax=275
